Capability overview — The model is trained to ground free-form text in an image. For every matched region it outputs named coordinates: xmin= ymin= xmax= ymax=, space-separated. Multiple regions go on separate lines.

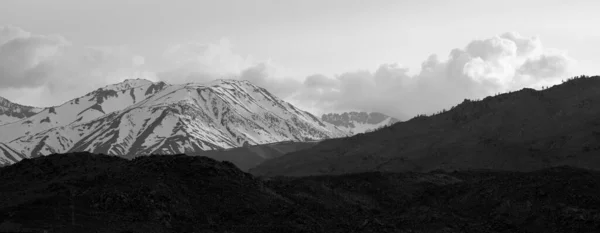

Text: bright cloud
xmin=157 ymin=38 xmax=254 ymax=84
xmin=286 ymin=32 xmax=576 ymax=119
xmin=158 ymin=32 xmax=576 ymax=119
xmin=0 ymin=26 xmax=149 ymax=107
xmin=0 ymin=27 xmax=578 ymax=120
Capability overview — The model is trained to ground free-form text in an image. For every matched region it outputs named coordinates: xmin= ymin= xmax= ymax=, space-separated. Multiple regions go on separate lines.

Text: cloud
xmin=158 ymin=39 xmax=301 ymax=98
xmin=287 ymin=32 xmax=576 ymax=119
xmin=0 ymin=26 xmax=31 ymax=45
xmin=0 ymin=26 xmax=69 ymax=88
xmin=0 ymin=26 xmax=148 ymax=106
xmin=159 ymin=32 xmax=575 ymax=119
xmin=239 ymin=62 xmax=301 ymax=99
xmin=303 ymin=74 xmax=338 ymax=89
xmin=517 ymin=50 xmax=571 ymax=78
xmin=132 ymin=55 xmax=145 ymax=67
xmin=1 ymin=28 xmax=570 ymax=119
xmin=157 ymin=38 xmax=254 ymax=84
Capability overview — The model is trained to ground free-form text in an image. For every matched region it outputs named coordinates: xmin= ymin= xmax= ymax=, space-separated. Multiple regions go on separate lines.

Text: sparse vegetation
xmin=0 ymin=153 xmax=599 ymax=232
xmin=253 ymin=75 xmax=600 ymax=177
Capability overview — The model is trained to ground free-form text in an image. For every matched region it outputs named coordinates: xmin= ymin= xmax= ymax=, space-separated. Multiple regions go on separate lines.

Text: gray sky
xmin=0 ymin=0 xmax=599 ymax=118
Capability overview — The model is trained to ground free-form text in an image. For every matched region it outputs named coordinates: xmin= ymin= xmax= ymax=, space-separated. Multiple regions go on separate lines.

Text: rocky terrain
xmin=252 ymin=75 xmax=600 ymax=177
xmin=0 ymin=79 xmax=345 ymax=166
xmin=0 ymin=96 xmax=43 ymax=126
xmin=0 ymin=152 xmax=598 ymax=233
xmin=321 ymin=111 xmax=399 ymax=134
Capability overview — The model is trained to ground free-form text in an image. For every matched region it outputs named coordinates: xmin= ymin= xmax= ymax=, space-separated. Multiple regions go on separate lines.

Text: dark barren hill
xmin=1 ymin=152 xmax=599 ymax=233
xmin=252 ymin=75 xmax=600 ymax=177
xmin=189 ymin=140 xmax=320 ymax=171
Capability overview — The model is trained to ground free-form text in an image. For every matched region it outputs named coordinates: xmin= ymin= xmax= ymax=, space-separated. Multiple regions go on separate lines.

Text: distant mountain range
xmin=0 ymin=79 xmax=346 ymax=165
xmin=0 ymin=97 xmax=43 ymax=126
xmin=252 ymin=75 xmax=600 ymax=177
xmin=321 ymin=111 xmax=399 ymax=134
xmin=4 ymin=76 xmax=600 ymax=232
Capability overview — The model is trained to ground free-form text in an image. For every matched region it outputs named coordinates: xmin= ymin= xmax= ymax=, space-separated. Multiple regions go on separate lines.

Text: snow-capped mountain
xmin=0 ymin=79 xmax=345 ymax=164
xmin=0 ymin=97 xmax=43 ymax=126
xmin=321 ymin=111 xmax=399 ymax=134
xmin=0 ymin=79 xmax=166 ymax=143
xmin=0 ymin=143 xmax=25 ymax=166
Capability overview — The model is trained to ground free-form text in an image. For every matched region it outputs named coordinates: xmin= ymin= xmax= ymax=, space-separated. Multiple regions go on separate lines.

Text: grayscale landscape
xmin=0 ymin=0 xmax=599 ymax=232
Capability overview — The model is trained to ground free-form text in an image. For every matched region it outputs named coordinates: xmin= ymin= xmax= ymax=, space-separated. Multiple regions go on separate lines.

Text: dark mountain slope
xmin=0 ymin=153 xmax=303 ymax=233
xmin=189 ymin=140 xmax=320 ymax=171
xmin=252 ymin=75 xmax=600 ymax=177
xmin=0 ymin=153 xmax=599 ymax=232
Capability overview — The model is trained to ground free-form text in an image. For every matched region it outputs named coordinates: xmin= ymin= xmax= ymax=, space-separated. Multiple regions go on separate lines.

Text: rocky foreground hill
xmin=0 ymin=152 xmax=599 ymax=233
xmin=252 ymin=75 xmax=600 ymax=177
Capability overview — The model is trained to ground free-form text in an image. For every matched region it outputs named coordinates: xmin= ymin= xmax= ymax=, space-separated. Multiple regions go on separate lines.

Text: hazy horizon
xmin=1 ymin=0 xmax=599 ymax=119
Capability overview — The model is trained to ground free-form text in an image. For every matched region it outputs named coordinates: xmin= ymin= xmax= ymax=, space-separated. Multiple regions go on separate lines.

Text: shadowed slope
xmin=252 ymin=75 xmax=600 ymax=177
xmin=190 ymin=140 xmax=320 ymax=171
xmin=0 ymin=153 xmax=301 ymax=233
xmin=0 ymin=153 xmax=599 ymax=232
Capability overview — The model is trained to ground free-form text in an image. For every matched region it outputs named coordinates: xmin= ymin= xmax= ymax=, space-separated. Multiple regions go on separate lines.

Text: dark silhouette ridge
xmin=252 ymin=75 xmax=600 ymax=177
xmin=0 ymin=152 xmax=599 ymax=232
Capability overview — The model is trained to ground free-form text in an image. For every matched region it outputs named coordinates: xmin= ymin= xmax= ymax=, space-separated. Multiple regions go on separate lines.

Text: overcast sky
xmin=0 ymin=0 xmax=599 ymax=119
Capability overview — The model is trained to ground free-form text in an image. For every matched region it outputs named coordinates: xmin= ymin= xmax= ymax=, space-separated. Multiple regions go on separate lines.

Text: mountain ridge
xmin=0 ymin=96 xmax=43 ymax=126
xmin=321 ymin=111 xmax=399 ymax=134
xmin=252 ymin=75 xmax=600 ymax=177
xmin=0 ymin=79 xmax=346 ymax=165
xmin=0 ymin=78 xmax=166 ymax=143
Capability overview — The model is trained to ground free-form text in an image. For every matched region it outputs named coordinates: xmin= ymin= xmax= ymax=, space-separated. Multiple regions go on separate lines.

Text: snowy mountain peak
xmin=0 ymin=79 xmax=346 ymax=164
xmin=92 ymin=78 xmax=157 ymax=93
xmin=321 ymin=111 xmax=399 ymax=134
xmin=0 ymin=96 xmax=43 ymax=126
xmin=0 ymin=79 xmax=170 ymax=142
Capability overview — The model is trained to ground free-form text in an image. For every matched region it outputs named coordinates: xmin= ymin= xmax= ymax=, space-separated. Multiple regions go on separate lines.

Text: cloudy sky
xmin=0 ymin=0 xmax=599 ymax=119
